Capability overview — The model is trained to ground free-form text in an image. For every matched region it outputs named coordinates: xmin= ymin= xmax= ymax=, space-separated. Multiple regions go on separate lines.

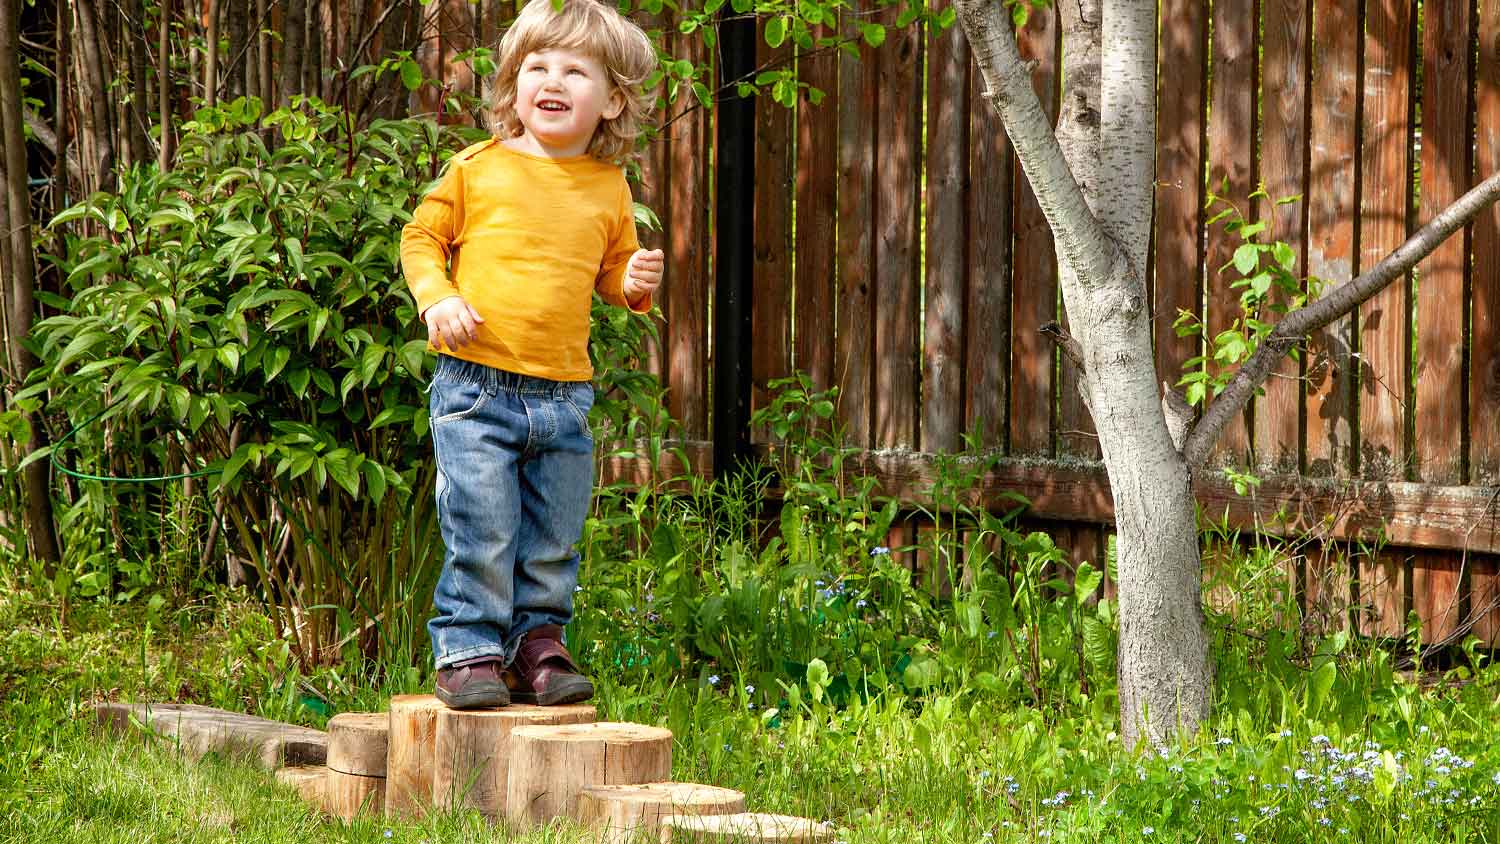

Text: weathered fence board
xmin=1204 ymin=0 xmax=1257 ymax=466
xmin=922 ymin=19 xmax=969 ymax=454
xmin=873 ymin=24 xmax=922 ymax=451
xmin=1414 ymin=5 xmax=1472 ymax=485
xmin=666 ymin=24 xmax=711 ymax=439
xmin=752 ymin=20 xmax=793 ymax=443
xmin=1256 ymin=0 xmax=1308 ymax=475
xmin=1006 ymin=9 xmax=1059 ymax=458
xmin=964 ymin=36 xmax=1010 ymax=446
xmin=1151 ymin=0 xmax=1206 ymax=405
xmin=1472 ymin=2 xmax=1500 ymax=485
xmin=1357 ymin=0 xmax=1413 ymax=480
xmin=835 ymin=16 xmax=877 ymax=447
xmin=1304 ymin=0 xmax=1360 ymax=478
xmin=794 ymin=24 xmax=838 ymax=394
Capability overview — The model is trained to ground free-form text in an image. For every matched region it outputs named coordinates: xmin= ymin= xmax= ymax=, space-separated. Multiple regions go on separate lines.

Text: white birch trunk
xmin=957 ymin=0 xmax=1210 ymax=748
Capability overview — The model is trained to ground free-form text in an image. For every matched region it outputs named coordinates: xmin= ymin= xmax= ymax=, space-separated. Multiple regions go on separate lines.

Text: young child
xmin=400 ymin=0 xmax=663 ymax=709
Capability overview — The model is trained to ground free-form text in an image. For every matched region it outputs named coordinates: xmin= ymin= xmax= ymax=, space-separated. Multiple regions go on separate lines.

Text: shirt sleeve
xmin=594 ymin=175 xmax=650 ymax=314
xmin=401 ymin=160 xmax=466 ymax=317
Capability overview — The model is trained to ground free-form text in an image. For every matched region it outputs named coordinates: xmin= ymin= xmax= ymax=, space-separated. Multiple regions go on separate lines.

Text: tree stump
xmin=506 ymin=722 xmax=673 ymax=827
xmin=431 ymin=703 xmax=595 ymax=818
xmin=385 ymin=694 xmax=446 ymax=817
xmin=578 ymin=782 xmax=745 ymax=844
xmin=326 ymin=712 xmax=388 ymax=821
xmin=274 ymin=765 xmax=327 ymax=811
xmin=660 ymin=813 xmax=834 ymax=843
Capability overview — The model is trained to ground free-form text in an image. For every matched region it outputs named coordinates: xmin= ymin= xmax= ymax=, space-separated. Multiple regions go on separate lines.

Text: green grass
xmin=3 ymin=573 xmax=1500 ymax=844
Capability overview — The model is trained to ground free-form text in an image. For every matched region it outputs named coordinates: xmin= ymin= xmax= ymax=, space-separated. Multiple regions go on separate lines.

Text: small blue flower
xmin=707 ymin=674 xmax=720 ymax=686
xmin=870 ymin=546 xmax=891 ymax=557
xmin=745 ymin=684 xmax=755 ymax=694
xmin=1142 ymin=827 xmax=1154 ymax=836
xmin=384 ymin=831 xmax=393 ymax=839
xmin=723 ymin=743 xmax=731 ymax=751
xmin=856 ymin=599 xmax=868 ymax=608
xmin=1233 ymin=834 xmax=1246 ymax=843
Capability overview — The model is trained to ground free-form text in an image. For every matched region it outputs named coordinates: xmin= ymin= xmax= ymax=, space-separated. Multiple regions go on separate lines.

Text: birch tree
xmin=952 ymin=0 xmax=1500 ymax=748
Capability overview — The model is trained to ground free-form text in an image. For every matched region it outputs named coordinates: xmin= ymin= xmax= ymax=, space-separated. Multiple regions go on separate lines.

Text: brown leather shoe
xmin=507 ymin=624 xmax=594 ymax=706
xmin=435 ymin=656 xmax=510 ymax=709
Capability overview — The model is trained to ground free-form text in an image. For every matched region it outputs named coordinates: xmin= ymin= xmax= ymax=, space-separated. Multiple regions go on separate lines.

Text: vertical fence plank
xmin=1411 ymin=551 xmax=1464 ymax=644
xmin=1357 ymin=0 xmax=1413 ymax=479
xmin=1204 ymin=0 xmax=1257 ymax=466
xmin=1256 ymin=0 xmax=1309 ymax=474
xmin=1355 ymin=548 xmax=1407 ymax=638
xmin=1305 ymin=0 xmax=1360 ymax=477
xmin=1471 ymin=0 xmax=1500 ymax=483
xmin=874 ymin=22 xmax=922 ymax=450
xmin=666 ymin=24 xmax=711 ymax=440
xmin=1152 ymin=0 xmax=1208 ymax=412
xmin=1470 ymin=553 xmax=1500 ymax=646
xmin=1414 ymin=5 xmax=1472 ymax=484
xmin=964 ymin=35 xmax=1011 ymax=450
xmin=794 ymin=25 xmax=838 ymax=395
xmin=752 ymin=23 xmax=792 ymax=443
xmin=835 ymin=15 xmax=877 ymax=447
xmin=1007 ymin=8 xmax=1058 ymax=457
xmin=922 ymin=13 xmax=967 ymax=454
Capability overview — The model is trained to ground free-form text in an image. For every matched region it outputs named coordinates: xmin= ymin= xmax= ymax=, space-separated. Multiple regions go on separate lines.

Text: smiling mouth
xmin=537 ymin=100 xmax=570 ymax=112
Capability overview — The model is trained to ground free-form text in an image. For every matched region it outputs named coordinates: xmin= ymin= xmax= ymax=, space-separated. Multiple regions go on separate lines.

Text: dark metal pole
xmin=712 ymin=15 xmax=756 ymax=478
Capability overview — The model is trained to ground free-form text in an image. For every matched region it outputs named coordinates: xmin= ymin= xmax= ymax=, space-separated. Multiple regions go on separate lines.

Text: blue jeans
xmin=426 ymin=355 xmax=594 ymax=669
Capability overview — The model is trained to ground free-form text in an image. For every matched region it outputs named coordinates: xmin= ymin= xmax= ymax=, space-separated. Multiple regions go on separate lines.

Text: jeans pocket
xmin=562 ymin=383 xmax=594 ymax=440
xmin=431 ymin=374 xmax=488 ymax=425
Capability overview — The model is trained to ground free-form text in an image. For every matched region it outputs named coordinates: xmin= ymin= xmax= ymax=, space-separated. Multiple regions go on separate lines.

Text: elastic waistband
xmin=434 ymin=355 xmax=585 ymax=396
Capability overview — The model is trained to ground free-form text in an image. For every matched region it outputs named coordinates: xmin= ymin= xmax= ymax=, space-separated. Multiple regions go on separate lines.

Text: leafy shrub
xmin=26 ymin=95 xmax=664 ymax=670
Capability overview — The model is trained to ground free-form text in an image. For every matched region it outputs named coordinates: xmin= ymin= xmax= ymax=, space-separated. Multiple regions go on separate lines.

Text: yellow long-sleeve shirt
xmin=400 ymin=138 xmax=650 ymax=381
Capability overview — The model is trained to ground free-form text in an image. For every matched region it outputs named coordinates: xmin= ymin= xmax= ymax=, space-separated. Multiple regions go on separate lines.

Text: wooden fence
xmin=615 ymin=2 xmax=1500 ymax=645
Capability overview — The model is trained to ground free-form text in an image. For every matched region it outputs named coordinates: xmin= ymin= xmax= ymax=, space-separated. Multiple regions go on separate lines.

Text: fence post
xmin=712 ymin=14 xmax=756 ymax=477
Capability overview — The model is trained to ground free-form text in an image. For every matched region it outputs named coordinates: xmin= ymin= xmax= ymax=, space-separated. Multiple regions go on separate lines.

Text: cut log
xmin=93 ymin=702 xmax=325 ymax=769
xmin=660 ymin=813 xmax=834 ymax=843
xmin=506 ymin=721 xmax=673 ymax=827
xmin=274 ymin=765 xmax=326 ymax=810
xmin=432 ymin=703 xmax=596 ymax=818
xmin=385 ymin=694 xmax=446 ymax=817
xmin=327 ymin=712 xmax=389 ymax=777
xmin=326 ymin=768 xmax=385 ymax=821
xmin=578 ymin=782 xmax=745 ymax=844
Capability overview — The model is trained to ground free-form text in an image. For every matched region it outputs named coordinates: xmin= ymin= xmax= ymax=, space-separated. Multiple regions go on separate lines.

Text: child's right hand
xmin=423 ymin=296 xmax=486 ymax=351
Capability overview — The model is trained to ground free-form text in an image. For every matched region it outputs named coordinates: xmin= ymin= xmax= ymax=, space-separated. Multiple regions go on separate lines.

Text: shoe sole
xmin=510 ymin=676 xmax=594 ymax=706
xmin=434 ymin=683 xmax=510 ymax=709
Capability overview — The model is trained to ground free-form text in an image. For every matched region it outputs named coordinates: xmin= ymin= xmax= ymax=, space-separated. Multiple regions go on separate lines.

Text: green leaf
xmin=765 ymin=16 xmax=786 ymax=48
xmin=1232 ymin=243 xmax=1260 ymax=276
xmin=400 ymin=59 xmax=423 ymax=91
xmin=861 ymin=22 xmax=886 ymax=48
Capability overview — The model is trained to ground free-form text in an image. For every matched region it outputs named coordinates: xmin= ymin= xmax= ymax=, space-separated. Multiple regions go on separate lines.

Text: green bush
xmin=25 ymin=95 xmax=664 ymax=670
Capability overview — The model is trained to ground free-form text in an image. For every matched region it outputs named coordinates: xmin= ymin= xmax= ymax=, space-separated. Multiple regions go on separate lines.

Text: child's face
xmin=511 ymin=47 xmax=624 ymax=158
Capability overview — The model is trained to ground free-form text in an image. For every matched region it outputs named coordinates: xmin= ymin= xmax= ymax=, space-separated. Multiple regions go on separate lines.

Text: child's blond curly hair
xmin=492 ymin=0 xmax=657 ymax=163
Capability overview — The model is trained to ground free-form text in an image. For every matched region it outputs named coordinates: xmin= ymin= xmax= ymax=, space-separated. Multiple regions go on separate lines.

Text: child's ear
xmin=603 ymin=87 xmax=626 ymax=121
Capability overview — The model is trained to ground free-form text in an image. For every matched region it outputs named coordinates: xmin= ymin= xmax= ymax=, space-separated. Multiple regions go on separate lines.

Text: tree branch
xmin=954 ymin=0 xmax=1119 ymax=291
xmin=1183 ymin=169 xmax=1500 ymax=467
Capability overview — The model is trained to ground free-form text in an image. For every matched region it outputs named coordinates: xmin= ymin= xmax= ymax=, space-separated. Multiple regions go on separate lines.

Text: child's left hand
xmin=623 ymin=248 xmax=664 ymax=303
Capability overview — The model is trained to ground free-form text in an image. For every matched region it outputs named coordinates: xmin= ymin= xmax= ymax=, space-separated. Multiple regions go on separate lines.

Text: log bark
xmin=506 ymin=722 xmax=672 ymax=828
xmin=327 ymin=712 xmax=388 ymax=776
xmin=432 ymin=703 xmax=595 ymax=818
xmin=660 ymin=813 xmax=834 ymax=844
xmin=126 ymin=0 xmax=150 ymax=165
xmin=384 ymin=694 xmax=445 ymax=817
xmin=325 ymin=769 xmax=384 ymax=820
xmin=275 ymin=765 xmax=327 ymax=809
xmin=578 ymin=783 xmax=745 ymax=844
xmin=0 ymin=0 xmax=63 ymax=568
